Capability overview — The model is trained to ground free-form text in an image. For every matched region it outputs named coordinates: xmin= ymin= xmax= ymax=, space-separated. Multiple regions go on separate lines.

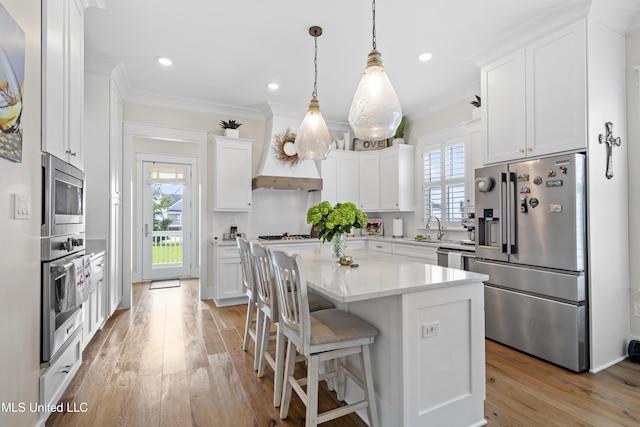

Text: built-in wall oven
xmin=41 ymin=153 xmax=87 ymax=364
xmin=41 ymin=153 xmax=85 ymax=237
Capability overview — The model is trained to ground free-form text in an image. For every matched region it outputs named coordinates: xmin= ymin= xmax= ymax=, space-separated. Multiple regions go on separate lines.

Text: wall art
xmin=0 ymin=3 xmax=25 ymax=163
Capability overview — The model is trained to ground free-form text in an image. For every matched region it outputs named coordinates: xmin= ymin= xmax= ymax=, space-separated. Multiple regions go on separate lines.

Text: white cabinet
xmin=322 ymin=150 xmax=359 ymax=206
xmin=481 ymin=20 xmax=587 ymax=164
xmin=380 ymin=145 xmax=414 ymax=211
xmin=82 ymin=252 xmax=106 ymax=349
xmin=359 ymin=153 xmax=381 ymax=211
xmin=109 ymin=81 xmax=123 ymax=198
xmin=84 ymin=70 xmax=124 ymax=318
xmin=392 ymin=243 xmax=437 ymax=265
xmin=214 ymin=245 xmax=244 ymax=305
xmin=109 ymin=198 xmax=123 ymax=315
xmin=211 ymin=136 xmax=254 ymax=211
xmin=359 ymin=145 xmax=414 ymax=212
xmin=42 ymin=0 xmax=85 ymax=169
xmin=39 ymin=328 xmax=82 ymax=423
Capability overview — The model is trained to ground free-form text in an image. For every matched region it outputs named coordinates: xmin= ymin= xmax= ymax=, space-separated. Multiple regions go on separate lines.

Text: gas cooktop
xmin=258 ymin=233 xmax=313 ymax=241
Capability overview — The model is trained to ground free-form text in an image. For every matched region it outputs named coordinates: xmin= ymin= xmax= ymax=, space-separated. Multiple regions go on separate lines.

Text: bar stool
xmin=249 ymin=241 xmax=334 ymax=407
xmin=268 ymin=248 xmax=379 ymax=427
xmin=237 ymin=236 xmax=261 ymax=370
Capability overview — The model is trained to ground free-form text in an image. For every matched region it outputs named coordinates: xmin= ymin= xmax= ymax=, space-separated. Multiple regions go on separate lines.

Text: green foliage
xmin=307 ymin=201 xmax=368 ymax=243
xmin=219 ymin=119 xmax=242 ymax=129
xmin=152 ymin=186 xmax=174 ymax=231
xmin=394 ymin=116 xmax=406 ymax=139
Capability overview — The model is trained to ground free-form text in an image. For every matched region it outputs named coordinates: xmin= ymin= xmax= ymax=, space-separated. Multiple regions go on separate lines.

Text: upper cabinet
xmin=109 ymin=81 xmax=123 ymax=198
xmin=379 ymin=145 xmax=414 ymax=211
xmin=321 ymin=150 xmax=359 ymax=207
xmin=358 ymin=152 xmax=381 ymax=211
xmin=42 ymin=0 xmax=86 ymax=169
xmin=481 ymin=20 xmax=587 ymax=164
xmin=358 ymin=145 xmax=415 ymax=212
xmin=211 ymin=136 xmax=254 ymax=211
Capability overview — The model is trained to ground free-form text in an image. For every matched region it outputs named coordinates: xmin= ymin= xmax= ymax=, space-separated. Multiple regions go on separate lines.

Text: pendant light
xmin=348 ymin=0 xmax=402 ymax=141
xmin=295 ymin=26 xmax=332 ymax=161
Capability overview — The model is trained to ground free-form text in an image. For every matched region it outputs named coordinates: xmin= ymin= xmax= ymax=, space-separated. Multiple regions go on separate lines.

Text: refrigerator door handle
xmin=507 ymin=171 xmax=517 ymax=254
xmin=499 ymin=172 xmax=508 ymax=253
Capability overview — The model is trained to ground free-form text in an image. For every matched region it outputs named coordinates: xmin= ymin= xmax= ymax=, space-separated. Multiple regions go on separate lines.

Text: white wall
xmin=627 ymin=30 xmax=640 ymax=339
xmin=0 ymin=1 xmax=41 ymax=426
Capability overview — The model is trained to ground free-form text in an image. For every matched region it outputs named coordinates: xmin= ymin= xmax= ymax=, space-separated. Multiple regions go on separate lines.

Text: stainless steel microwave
xmin=41 ymin=153 xmax=85 ymax=237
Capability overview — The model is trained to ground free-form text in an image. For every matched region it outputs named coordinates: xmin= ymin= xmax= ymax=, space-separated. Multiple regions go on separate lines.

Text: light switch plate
xmin=12 ymin=194 xmax=31 ymax=220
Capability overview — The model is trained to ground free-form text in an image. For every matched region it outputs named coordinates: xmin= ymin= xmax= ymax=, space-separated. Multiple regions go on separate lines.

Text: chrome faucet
xmin=427 ymin=216 xmax=445 ymax=241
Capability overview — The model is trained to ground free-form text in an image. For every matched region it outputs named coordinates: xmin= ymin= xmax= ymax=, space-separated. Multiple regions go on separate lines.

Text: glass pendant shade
xmin=295 ymin=97 xmax=332 ymax=160
xmin=348 ymin=49 xmax=402 ymax=141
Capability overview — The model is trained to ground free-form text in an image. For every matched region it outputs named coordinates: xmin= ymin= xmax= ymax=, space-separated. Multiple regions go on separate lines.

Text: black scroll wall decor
xmin=598 ymin=122 xmax=622 ymax=180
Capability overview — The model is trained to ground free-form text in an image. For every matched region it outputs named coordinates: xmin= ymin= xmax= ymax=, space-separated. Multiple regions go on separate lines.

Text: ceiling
xmin=84 ymin=0 xmax=640 ymax=124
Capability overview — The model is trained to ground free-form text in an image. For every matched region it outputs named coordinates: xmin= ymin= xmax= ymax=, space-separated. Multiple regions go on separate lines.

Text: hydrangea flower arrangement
xmin=307 ymin=201 xmax=368 ymax=243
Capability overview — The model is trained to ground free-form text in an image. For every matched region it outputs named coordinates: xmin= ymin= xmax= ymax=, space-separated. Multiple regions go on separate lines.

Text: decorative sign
xmin=353 ymin=138 xmax=388 ymax=151
xmin=0 ymin=4 xmax=26 ymax=163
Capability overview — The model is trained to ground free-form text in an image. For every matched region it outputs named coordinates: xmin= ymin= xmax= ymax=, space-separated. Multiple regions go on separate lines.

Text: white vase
xmin=224 ymin=129 xmax=240 ymax=138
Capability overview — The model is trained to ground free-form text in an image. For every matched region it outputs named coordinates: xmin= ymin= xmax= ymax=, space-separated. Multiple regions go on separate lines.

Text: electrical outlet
xmin=634 ymin=303 xmax=640 ymax=317
xmin=422 ymin=321 xmax=440 ymax=338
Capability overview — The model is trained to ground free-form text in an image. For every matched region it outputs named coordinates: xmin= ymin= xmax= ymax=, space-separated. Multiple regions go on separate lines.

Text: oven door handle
xmin=53 ymin=261 xmax=74 ymax=274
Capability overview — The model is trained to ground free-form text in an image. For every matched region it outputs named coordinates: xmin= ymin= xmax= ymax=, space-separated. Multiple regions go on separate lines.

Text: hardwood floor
xmin=46 ymin=279 xmax=640 ymax=427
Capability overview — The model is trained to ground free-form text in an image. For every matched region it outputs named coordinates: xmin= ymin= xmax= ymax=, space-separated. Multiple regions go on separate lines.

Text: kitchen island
xmin=292 ymin=248 xmax=488 ymax=427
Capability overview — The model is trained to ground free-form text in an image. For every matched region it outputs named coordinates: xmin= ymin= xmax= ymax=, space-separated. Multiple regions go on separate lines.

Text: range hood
xmin=252 ymin=103 xmax=323 ymax=191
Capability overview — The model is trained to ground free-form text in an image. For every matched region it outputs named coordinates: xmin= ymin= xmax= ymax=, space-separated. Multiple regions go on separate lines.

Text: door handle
xmin=507 ymin=172 xmax=517 ymax=255
xmin=144 ymin=224 xmax=149 ymax=237
xmin=499 ymin=172 xmax=507 ymax=253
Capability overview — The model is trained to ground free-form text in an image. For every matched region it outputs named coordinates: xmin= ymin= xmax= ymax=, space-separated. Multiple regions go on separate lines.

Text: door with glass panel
xmin=141 ymin=161 xmax=193 ymax=280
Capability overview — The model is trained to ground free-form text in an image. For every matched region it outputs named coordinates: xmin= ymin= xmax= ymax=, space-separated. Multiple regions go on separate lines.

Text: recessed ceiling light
xmin=157 ymin=57 xmax=172 ymax=66
xmin=418 ymin=52 xmax=433 ymax=62
xmin=267 ymin=82 xmax=279 ymax=90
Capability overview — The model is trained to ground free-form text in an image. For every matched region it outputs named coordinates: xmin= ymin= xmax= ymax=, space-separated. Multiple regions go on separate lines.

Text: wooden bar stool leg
xmin=242 ymin=301 xmax=253 ymax=351
xmin=253 ymin=309 xmax=262 ymax=370
xmin=273 ymin=325 xmax=286 ymax=407
xmin=361 ymin=345 xmax=379 ymax=427
xmin=306 ymin=354 xmax=321 ymax=427
xmin=336 ymin=356 xmax=347 ymax=401
xmin=257 ymin=315 xmax=271 ymax=378
xmin=280 ymin=340 xmax=297 ymax=419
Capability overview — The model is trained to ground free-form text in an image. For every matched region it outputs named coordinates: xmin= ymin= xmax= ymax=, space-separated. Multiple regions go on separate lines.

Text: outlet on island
xmin=422 ymin=321 xmax=440 ymax=338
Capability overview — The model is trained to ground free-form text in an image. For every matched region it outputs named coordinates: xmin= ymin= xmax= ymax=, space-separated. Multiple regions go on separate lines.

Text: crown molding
xmin=405 ymin=80 xmax=481 ymax=121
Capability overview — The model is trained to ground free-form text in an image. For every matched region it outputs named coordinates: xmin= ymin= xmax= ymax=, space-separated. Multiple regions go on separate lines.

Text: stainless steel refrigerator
xmin=474 ymin=153 xmax=587 ymax=372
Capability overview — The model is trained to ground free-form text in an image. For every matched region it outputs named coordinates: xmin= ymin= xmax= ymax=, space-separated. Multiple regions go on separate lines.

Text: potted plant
xmin=307 ymin=201 xmax=368 ymax=259
xmin=393 ymin=116 xmax=406 ymax=145
xmin=219 ymin=119 xmax=242 ymax=138
xmin=470 ymin=95 xmax=481 ymax=120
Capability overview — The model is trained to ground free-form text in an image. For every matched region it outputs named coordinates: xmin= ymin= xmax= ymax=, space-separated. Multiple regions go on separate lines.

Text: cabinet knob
xmin=527 ymin=147 xmax=533 ymax=152
xmin=519 ymin=148 xmax=525 ymax=153
xmin=66 ymin=149 xmax=77 ymax=156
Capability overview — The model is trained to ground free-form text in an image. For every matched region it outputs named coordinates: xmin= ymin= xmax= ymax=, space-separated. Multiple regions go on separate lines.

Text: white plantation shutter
xmin=421 ymin=134 xmax=466 ymax=228
xmin=444 ymin=143 xmax=465 ymax=222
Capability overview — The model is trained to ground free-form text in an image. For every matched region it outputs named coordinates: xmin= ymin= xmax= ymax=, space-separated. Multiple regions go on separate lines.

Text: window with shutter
xmin=419 ymin=127 xmax=467 ymax=229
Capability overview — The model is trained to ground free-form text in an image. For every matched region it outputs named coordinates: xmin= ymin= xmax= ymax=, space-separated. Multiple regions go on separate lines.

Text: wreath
xmin=273 ymin=128 xmax=300 ymax=167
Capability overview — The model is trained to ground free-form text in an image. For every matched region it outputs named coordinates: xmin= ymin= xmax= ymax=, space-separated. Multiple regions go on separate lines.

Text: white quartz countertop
xmin=213 ymin=236 xmax=475 ymax=251
xmin=292 ymin=249 xmax=487 ymax=303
